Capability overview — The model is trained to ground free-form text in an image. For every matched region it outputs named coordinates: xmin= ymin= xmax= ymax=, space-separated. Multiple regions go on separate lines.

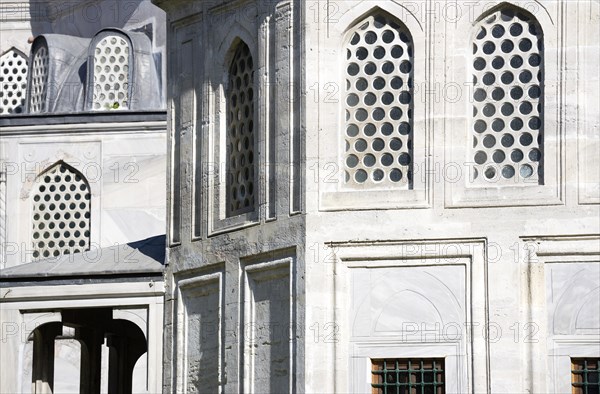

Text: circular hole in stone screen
xmin=474 ymin=57 xmax=486 ymax=71
xmin=364 ymin=93 xmax=377 ymax=106
xmin=474 ymin=151 xmax=488 ymax=165
xmin=373 ymin=46 xmax=385 ymax=59
xmin=347 ymin=93 xmax=359 ymax=107
xmin=389 ymin=168 xmax=403 ymax=182
xmin=347 ymin=124 xmax=359 ymax=137
xmin=356 ymin=78 xmax=368 ymax=91
xmin=492 ymin=150 xmax=506 ymax=163
xmin=483 ymin=135 xmax=496 ymax=148
xmin=355 ymin=138 xmax=368 ymax=152
xmin=511 ymin=149 xmax=524 ymax=162
xmin=355 ymin=109 xmax=368 ymax=121
xmin=346 ymin=154 xmax=359 ymax=168
xmin=372 ymin=108 xmax=385 ymax=121
xmin=364 ymin=123 xmax=377 ymax=137
xmin=474 ymin=120 xmax=487 ymax=133
xmin=364 ymin=62 xmax=377 ymax=75
xmin=373 ymin=77 xmax=386 ymax=90
xmin=482 ymin=73 xmax=496 ymax=86
xmin=520 ymin=164 xmax=533 ymax=178
xmin=363 ymin=154 xmax=376 ymax=167
xmin=356 ymin=47 xmax=368 ymax=60
xmin=347 ymin=63 xmax=359 ymax=76
xmin=354 ymin=169 xmax=368 ymax=183
xmin=492 ymin=119 xmax=505 ymax=132
xmin=372 ymin=138 xmax=385 ymax=151
xmin=483 ymin=104 xmax=496 ymax=117
xmin=381 ymin=153 xmax=394 ymax=166
xmin=484 ymin=166 xmax=497 ymax=180
xmin=501 ymin=134 xmax=515 ymax=147
xmin=372 ymin=169 xmax=385 ymax=182
xmin=502 ymin=165 xmax=515 ymax=178
xmin=381 ymin=122 xmax=393 ymax=136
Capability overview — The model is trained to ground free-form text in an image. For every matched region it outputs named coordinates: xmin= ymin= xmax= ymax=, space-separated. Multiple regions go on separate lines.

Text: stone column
xmin=31 ymin=323 xmax=62 ymax=394
xmin=77 ymin=328 xmax=104 ymax=394
xmin=107 ymin=335 xmax=129 ymax=393
xmin=107 ymin=333 xmax=146 ymax=393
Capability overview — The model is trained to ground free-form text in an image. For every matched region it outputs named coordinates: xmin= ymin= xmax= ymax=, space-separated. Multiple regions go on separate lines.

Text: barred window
xmin=93 ymin=34 xmax=130 ymax=110
xmin=226 ymin=41 xmax=255 ymax=217
xmin=572 ymin=358 xmax=600 ymax=394
xmin=29 ymin=44 xmax=49 ymax=113
xmin=344 ymin=14 xmax=414 ymax=188
xmin=471 ymin=7 xmax=544 ymax=184
xmin=31 ymin=163 xmax=91 ymax=259
xmin=0 ymin=49 xmax=28 ymax=115
xmin=371 ymin=358 xmax=445 ymax=394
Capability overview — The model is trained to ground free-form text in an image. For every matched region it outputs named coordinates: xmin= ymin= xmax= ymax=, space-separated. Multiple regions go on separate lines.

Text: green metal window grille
xmin=572 ymin=358 xmax=600 ymax=394
xmin=371 ymin=358 xmax=445 ymax=394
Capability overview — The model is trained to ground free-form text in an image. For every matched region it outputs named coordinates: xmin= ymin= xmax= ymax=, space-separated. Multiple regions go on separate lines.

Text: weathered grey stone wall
xmin=154 ymin=0 xmax=304 ymax=392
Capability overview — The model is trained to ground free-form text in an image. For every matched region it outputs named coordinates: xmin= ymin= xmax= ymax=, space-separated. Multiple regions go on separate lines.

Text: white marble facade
xmin=0 ymin=0 xmax=599 ymax=393
xmin=0 ymin=0 xmax=167 ymax=393
xmin=155 ymin=0 xmax=599 ymax=393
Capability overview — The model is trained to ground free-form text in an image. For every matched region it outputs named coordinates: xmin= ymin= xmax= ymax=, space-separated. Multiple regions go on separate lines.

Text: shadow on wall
xmin=29 ymin=0 xmax=165 ymax=46
xmin=26 ymin=0 xmax=167 ymax=110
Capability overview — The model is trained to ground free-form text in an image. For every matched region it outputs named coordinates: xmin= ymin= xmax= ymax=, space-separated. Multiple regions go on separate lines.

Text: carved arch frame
xmin=319 ymin=1 xmax=430 ymax=211
xmin=207 ymin=9 xmax=262 ymax=235
xmin=445 ymin=0 xmax=562 ymax=208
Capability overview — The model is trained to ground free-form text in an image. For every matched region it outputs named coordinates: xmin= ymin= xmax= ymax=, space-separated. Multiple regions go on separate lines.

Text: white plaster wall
xmin=0 ymin=2 xmax=168 ymax=393
xmin=546 ymin=262 xmax=600 ymax=336
xmin=302 ymin=1 xmax=600 ymax=393
xmin=348 ymin=265 xmax=467 ymax=393
xmin=0 ymin=124 xmax=166 ymax=268
xmin=0 ymin=282 xmax=164 ymax=394
xmin=53 ymin=339 xmax=81 ymax=394
xmin=0 ymin=1 xmax=42 ymax=55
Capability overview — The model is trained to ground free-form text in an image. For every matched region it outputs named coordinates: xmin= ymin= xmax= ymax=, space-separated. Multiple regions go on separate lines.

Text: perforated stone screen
xmin=344 ymin=14 xmax=414 ymax=188
xmin=31 ymin=163 xmax=91 ymax=259
xmin=93 ymin=34 xmax=130 ymax=110
xmin=29 ymin=46 xmax=49 ymax=113
xmin=0 ymin=49 xmax=28 ymax=115
xmin=226 ymin=42 xmax=255 ymax=216
xmin=471 ymin=8 xmax=544 ymax=184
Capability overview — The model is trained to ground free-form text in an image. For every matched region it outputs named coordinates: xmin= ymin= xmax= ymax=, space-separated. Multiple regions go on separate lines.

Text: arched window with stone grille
xmin=0 ymin=48 xmax=28 ymax=115
xmin=28 ymin=42 xmax=49 ymax=113
xmin=226 ymin=41 xmax=255 ymax=217
xmin=471 ymin=6 xmax=544 ymax=184
xmin=343 ymin=13 xmax=414 ymax=189
xmin=91 ymin=32 xmax=131 ymax=110
xmin=31 ymin=162 xmax=91 ymax=260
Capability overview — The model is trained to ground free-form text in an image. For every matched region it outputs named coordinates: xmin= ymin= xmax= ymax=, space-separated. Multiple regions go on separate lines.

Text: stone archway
xmin=27 ymin=308 xmax=147 ymax=394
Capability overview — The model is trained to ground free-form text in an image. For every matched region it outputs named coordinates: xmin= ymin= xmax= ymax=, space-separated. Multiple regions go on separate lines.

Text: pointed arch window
xmin=0 ymin=48 xmax=28 ymax=115
xmin=226 ymin=41 xmax=256 ymax=217
xmin=471 ymin=7 xmax=544 ymax=184
xmin=28 ymin=43 xmax=49 ymax=113
xmin=31 ymin=163 xmax=91 ymax=260
xmin=344 ymin=13 xmax=414 ymax=188
xmin=92 ymin=33 xmax=131 ymax=110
